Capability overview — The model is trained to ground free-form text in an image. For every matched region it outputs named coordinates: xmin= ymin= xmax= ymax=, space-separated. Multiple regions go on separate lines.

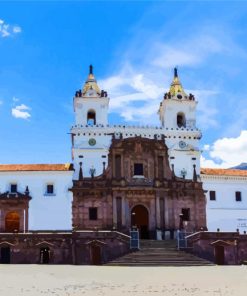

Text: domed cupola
xmin=81 ymin=65 xmax=101 ymax=97
xmin=164 ymin=68 xmax=195 ymax=101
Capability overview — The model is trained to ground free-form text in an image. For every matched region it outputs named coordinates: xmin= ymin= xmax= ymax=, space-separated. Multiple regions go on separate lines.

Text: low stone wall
xmin=0 ymin=230 xmax=130 ymax=265
xmin=187 ymin=231 xmax=247 ymax=265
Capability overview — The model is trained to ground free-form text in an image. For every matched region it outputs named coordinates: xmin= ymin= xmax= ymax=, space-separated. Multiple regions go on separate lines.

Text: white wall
xmin=74 ymin=96 xmax=109 ymax=126
xmin=0 ymin=171 xmax=73 ymax=230
xmin=71 ymin=124 xmax=202 ymax=179
xmin=201 ymin=175 xmax=247 ymax=233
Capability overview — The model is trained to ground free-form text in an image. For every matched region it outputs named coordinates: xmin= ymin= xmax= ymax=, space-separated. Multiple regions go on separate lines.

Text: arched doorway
xmin=215 ymin=246 xmax=225 ymax=265
xmin=0 ymin=247 xmax=11 ymax=264
xmin=90 ymin=245 xmax=101 ymax=265
xmin=5 ymin=212 xmax=20 ymax=232
xmin=40 ymin=247 xmax=50 ymax=264
xmin=131 ymin=205 xmax=149 ymax=239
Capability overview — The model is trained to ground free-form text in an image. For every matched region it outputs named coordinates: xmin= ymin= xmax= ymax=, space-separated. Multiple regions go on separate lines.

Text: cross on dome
xmin=82 ymin=64 xmax=101 ymax=96
xmin=169 ymin=67 xmax=187 ymax=97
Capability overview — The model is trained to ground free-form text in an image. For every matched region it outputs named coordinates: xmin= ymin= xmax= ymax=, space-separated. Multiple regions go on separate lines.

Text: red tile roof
xmin=0 ymin=164 xmax=73 ymax=172
xmin=201 ymin=168 xmax=247 ymax=177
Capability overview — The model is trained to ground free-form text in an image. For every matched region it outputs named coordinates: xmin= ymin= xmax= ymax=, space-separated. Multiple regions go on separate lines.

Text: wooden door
xmin=91 ymin=245 xmax=101 ymax=265
xmin=1 ymin=247 xmax=10 ymax=264
xmin=215 ymin=246 xmax=225 ymax=265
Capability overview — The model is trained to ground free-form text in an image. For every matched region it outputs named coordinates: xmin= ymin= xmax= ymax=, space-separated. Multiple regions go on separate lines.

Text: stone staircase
xmin=106 ymin=240 xmax=214 ymax=266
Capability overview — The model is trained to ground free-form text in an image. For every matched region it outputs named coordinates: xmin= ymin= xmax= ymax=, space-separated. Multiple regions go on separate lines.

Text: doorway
xmin=131 ymin=205 xmax=149 ymax=239
xmin=5 ymin=212 xmax=20 ymax=232
xmin=0 ymin=247 xmax=10 ymax=264
xmin=215 ymin=245 xmax=225 ymax=265
xmin=40 ymin=247 xmax=50 ymax=264
xmin=90 ymin=245 xmax=101 ymax=265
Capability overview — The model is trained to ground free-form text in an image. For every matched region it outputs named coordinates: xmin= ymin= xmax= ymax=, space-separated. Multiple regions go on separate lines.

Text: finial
xmin=171 ymin=164 xmax=175 ymax=180
xmin=79 ymin=162 xmax=83 ymax=181
xmin=25 ymin=186 xmax=29 ymax=195
xmin=174 ymin=67 xmax=178 ymax=78
xmin=193 ymin=164 xmax=197 ymax=182
xmin=89 ymin=64 xmax=93 ymax=75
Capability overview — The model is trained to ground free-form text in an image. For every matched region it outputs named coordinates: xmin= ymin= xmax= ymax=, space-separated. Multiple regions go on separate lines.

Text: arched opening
xmin=5 ymin=211 xmax=20 ymax=232
xmin=90 ymin=245 xmax=101 ymax=265
xmin=40 ymin=247 xmax=50 ymax=264
xmin=177 ymin=112 xmax=186 ymax=128
xmin=87 ymin=109 xmax=96 ymax=126
xmin=0 ymin=247 xmax=11 ymax=264
xmin=215 ymin=246 xmax=225 ymax=265
xmin=131 ymin=205 xmax=149 ymax=239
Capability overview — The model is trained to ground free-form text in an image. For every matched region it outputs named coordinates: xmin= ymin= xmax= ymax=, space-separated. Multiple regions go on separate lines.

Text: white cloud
xmin=13 ymin=97 xmax=19 ymax=102
xmin=201 ymin=130 xmax=247 ymax=168
xmin=12 ymin=104 xmax=31 ymax=120
xmin=13 ymin=26 xmax=22 ymax=34
xmin=152 ymin=35 xmax=224 ymax=69
xmin=0 ymin=19 xmax=22 ymax=38
xmin=97 ymin=24 xmax=230 ymax=126
xmin=99 ymin=67 xmax=165 ymax=124
xmin=203 ymin=144 xmax=210 ymax=151
xmin=99 ymin=64 xmax=218 ymax=126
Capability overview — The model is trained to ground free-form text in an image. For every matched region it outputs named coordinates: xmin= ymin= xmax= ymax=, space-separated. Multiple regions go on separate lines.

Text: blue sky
xmin=0 ymin=1 xmax=246 ymax=168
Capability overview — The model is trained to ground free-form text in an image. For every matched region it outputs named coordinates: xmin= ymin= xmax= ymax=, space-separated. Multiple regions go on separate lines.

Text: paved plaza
xmin=0 ymin=265 xmax=246 ymax=296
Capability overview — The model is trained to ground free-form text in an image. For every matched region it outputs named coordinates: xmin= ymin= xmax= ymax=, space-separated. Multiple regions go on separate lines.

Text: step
xmin=105 ymin=239 xmax=213 ymax=266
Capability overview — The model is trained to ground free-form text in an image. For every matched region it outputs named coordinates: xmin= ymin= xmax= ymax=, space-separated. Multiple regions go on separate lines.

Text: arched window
xmin=5 ymin=211 xmax=20 ymax=232
xmin=87 ymin=110 xmax=96 ymax=126
xmin=177 ymin=112 xmax=186 ymax=128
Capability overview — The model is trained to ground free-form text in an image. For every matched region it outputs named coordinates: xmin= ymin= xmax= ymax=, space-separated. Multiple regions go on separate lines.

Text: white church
xmin=0 ymin=66 xmax=246 ymax=233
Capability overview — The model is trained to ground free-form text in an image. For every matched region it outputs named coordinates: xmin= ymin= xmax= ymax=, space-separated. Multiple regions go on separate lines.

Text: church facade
xmin=0 ymin=65 xmax=246 ymax=264
xmin=71 ymin=136 xmax=206 ymax=239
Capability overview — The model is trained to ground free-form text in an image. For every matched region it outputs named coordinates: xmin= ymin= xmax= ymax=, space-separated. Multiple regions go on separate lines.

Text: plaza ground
xmin=0 ymin=265 xmax=246 ymax=295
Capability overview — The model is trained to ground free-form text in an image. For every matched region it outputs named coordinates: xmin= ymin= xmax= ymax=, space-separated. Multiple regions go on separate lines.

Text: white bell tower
xmin=71 ymin=65 xmax=111 ymax=179
xmin=158 ymin=68 xmax=202 ymax=180
xmin=73 ymin=65 xmax=109 ymax=127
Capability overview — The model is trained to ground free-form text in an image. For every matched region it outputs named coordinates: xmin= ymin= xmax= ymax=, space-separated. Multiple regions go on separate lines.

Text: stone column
xmin=121 ymin=196 xmax=126 ymax=227
xmin=113 ymin=196 xmax=117 ymax=227
xmin=156 ymin=195 xmax=161 ymax=228
xmin=25 ymin=207 xmax=29 ymax=232
xmin=164 ymin=196 xmax=169 ymax=229
xmin=194 ymin=194 xmax=198 ymax=230
xmin=23 ymin=209 xmax=26 ymax=233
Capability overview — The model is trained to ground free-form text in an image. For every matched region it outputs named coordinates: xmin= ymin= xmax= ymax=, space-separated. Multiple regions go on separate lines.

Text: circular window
xmin=179 ymin=141 xmax=186 ymax=149
xmin=88 ymin=138 xmax=96 ymax=146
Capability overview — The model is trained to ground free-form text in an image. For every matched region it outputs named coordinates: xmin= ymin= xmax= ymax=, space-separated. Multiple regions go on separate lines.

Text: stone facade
xmin=71 ymin=136 xmax=207 ymax=239
xmin=0 ymin=231 xmax=129 ymax=264
xmin=0 ymin=189 xmax=31 ymax=233
xmin=187 ymin=231 xmax=247 ymax=265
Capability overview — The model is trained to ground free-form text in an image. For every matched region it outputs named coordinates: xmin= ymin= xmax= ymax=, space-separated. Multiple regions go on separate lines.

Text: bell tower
xmin=158 ymin=68 xmax=202 ymax=179
xmin=71 ymin=65 xmax=111 ymax=179
xmin=73 ymin=65 xmax=109 ymax=127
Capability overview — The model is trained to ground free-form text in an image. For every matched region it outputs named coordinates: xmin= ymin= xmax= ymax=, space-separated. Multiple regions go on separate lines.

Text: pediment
xmin=85 ymin=239 xmax=107 ymax=246
xmin=210 ymin=240 xmax=235 ymax=247
xmin=35 ymin=241 xmax=55 ymax=247
xmin=0 ymin=241 xmax=15 ymax=246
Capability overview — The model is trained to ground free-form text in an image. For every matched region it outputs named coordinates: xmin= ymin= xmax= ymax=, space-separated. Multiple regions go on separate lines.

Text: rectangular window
xmin=115 ymin=155 xmax=121 ymax=179
xmin=236 ymin=191 xmax=242 ymax=202
xmin=47 ymin=184 xmax=54 ymax=194
xmin=134 ymin=163 xmax=143 ymax=176
xmin=182 ymin=208 xmax=190 ymax=221
xmin=158 ymin=156 xmax=164 ymax=179
xmin=89 ymin=207 xmax=98 ymax=220
xmin=209 ymin=191 xmax=216 ymax=201
xmin=10 ymin=184 xmax=17 ymax=193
